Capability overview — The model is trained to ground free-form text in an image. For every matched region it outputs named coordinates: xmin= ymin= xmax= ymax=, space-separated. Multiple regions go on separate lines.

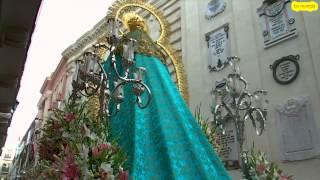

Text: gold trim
xmin=108 ymin=0 xmax=189 ymax=103
xmin=87 ymin=94 xmax=100 ymax=120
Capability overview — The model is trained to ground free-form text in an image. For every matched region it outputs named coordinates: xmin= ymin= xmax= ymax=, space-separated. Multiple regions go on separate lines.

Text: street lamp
xmin=211 ymin=56 xmax=268 ymax=150
xmin=70 ymin=17 xmax=151 ymax=118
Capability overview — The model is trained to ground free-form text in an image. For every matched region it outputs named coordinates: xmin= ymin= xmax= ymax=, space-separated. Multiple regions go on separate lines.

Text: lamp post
xmin=211 ymin=56 xmax=268 ymax=151
xmin=70 ymin=17 xmax=152 ymax=118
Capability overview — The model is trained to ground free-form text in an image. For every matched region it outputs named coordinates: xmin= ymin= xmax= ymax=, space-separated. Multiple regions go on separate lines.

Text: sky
xmin=4 ymin=0 xmax=116 ymax=149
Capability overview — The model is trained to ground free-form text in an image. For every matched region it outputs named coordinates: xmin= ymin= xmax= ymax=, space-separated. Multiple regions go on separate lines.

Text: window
xmin=1 ymin=164 xmax=9 ymax=173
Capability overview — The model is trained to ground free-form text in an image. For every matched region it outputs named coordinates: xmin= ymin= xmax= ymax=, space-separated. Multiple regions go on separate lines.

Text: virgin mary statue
xmin=103 ymin=13 xmax=230 ymax=180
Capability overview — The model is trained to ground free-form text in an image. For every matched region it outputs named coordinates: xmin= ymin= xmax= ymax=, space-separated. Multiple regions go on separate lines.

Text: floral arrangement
xmin=241 ymin=147 xmax=293 ymax=180
xmin=24 ymin=97 xmax=128 ymax=179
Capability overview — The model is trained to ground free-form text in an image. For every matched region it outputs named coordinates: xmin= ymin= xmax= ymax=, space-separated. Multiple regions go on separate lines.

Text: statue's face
xmin=128 ymin=20 xmax=147 ymax=31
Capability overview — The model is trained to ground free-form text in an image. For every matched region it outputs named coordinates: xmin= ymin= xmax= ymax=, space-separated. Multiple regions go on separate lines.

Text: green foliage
xmin=194 ymin=104 xmax=221 ymax=154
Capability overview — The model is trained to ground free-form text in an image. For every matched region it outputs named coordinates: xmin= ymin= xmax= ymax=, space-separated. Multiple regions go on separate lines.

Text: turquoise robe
xmin=103 ymin=53 xmax=230 ymax=180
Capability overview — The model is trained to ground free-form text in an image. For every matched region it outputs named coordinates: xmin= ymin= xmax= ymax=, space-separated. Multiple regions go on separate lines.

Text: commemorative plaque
xmin=205 ymin=24 xmax=231 ymax=72
xmin=270 ymin=55 xmax=300 ymax=84
xmin=206 ymin=0 xmax=226 ymax=20
xmin=257 ymin=0 xmax=297 ymax=48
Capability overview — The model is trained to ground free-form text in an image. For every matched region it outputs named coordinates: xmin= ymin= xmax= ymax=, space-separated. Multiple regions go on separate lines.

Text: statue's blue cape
xmin=103 ymin=53 xmax=230 ymax=180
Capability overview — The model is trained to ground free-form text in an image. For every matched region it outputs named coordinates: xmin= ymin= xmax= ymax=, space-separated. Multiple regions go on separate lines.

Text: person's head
xmin=122 ymin=12 xmax=148 ymax=32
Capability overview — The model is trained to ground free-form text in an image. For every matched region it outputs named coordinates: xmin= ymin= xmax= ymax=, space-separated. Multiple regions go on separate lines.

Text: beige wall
xmin=181 ymin=0 xmax=320 ymax=179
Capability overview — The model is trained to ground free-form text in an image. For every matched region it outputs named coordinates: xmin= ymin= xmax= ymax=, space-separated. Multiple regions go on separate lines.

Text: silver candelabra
xmin=71 ymin=17 xmax=151 ymax=117
xmin=212 ymin=56 xmax=268 ymax=150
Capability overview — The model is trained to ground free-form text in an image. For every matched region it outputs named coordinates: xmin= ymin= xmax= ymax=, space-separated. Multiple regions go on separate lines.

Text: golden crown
xmin=122 ymin=12 xmax=148 ymax=32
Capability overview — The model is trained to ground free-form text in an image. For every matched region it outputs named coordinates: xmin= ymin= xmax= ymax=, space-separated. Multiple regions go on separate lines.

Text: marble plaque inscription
xmin=275 ymin=96 xmax=318 ymax=161
xmin=205 ymin=24 xmax=230 ymax=72
xmin=217 ymin=122 xmax=239 ymax=161
xmin=257 ymin=0 xmax=297 ymax=48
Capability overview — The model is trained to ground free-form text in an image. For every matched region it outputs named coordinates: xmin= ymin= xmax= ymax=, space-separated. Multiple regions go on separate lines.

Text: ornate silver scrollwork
xmin=212 ymin=56 xmax=268 ymax=149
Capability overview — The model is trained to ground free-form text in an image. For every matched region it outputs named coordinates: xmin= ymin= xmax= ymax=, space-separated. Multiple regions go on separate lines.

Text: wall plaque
xmin=206 ymin=0 xmax=226 ymax=20
xmin=216 ymin=121 xmax=240 ymax=168
xmin=270 ymin=55 xmax=300 ymax=84
xmin=257 ymin=0 xmax=297 ymax=48
xmin=275 ymin=96 xmax=319 ymax=161
xmin=205 ymin=24 xmax=230 ymax=72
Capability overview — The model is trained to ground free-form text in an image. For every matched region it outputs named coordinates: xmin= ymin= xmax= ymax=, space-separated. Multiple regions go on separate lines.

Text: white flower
xmin=62 ymin=132 xmax=69 ymax=138
xmin=83 ymin=124 xmax=98 ymax=140
xmin=100 ymin=163 xmax=113 ymax=174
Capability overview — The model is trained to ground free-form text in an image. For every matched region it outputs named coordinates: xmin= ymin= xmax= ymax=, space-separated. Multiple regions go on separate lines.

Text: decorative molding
xmin=276 ymin=96 xmax=306 ymax=116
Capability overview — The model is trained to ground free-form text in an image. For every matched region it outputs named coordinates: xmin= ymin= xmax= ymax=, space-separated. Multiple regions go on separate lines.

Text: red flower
xmin=52 ymin=120 xmax=61 ymax=130
xmin=63 ymin=154 xmax=79 ymax=179
xmin=256 ymin=163 xmax=266 ymax=174
xmin=64 ymin=113 xmax=76 ymax=122
xmin=119 ymin=170 xmax=129 ymax=180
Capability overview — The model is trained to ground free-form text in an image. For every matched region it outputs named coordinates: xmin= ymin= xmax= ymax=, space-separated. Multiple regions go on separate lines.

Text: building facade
xmin=180 ymin=0 xmax=320 ymax=179
xmin=7 ymin=121 xmax=36 ymax=179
